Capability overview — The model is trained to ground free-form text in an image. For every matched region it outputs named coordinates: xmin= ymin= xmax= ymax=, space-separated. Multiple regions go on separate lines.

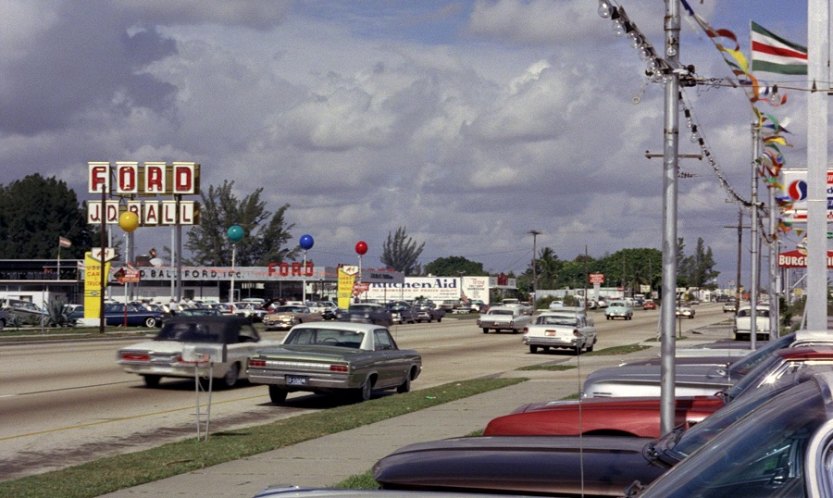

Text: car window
xmin=157 ymin=322 xmax=222 ymax=343
xmin=374 ymin=330 xmax=396 ymax=351
xmin=238 ymin=323 xmax=260 ymax=343
xmin=284 ymin=328 xmax=364 ymax=348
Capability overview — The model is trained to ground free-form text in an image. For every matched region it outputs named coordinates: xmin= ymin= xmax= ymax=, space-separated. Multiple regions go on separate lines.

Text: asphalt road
xmin=0 ymin=304 xmax=729 ymax=482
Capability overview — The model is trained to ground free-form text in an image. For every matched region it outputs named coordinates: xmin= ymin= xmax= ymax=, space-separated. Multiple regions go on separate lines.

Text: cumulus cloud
xmin=0 ymin=1 xmax=801 ymax=284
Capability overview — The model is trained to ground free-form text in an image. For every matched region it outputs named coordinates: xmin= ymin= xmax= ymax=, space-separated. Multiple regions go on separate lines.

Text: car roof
xmin=292 ymin=321 xmax=383 ymax=332
xmin=778 ymin=345 xmax=833 ymax=360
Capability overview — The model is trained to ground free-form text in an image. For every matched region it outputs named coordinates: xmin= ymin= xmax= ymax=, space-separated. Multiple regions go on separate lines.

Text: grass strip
xmin=0 ymin=377 xmax=525 ymax=498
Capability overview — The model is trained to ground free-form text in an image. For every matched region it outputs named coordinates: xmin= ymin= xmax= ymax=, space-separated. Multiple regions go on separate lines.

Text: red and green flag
xmin=751 ymin=21 xmax=807 ymax=75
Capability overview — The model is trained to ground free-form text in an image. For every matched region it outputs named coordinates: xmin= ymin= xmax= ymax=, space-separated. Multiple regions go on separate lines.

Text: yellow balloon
xmin=119 ymin=211 xmax=140 ymax=233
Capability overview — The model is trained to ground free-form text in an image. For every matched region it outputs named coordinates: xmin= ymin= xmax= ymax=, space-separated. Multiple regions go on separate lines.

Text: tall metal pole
xmin=529 ymin=230 xmax=541 ymax=305
xmin=806 ymin=0 xmax=829 ymax=331
xmin=768 ymin=185 xmax=779 ymax=338
xmin=750 ymin=124 xmax=760 ymax=350
xmin=659 ymin=0 xmax=680 ymax=436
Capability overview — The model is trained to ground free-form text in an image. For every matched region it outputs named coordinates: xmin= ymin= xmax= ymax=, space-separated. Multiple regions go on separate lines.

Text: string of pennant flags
xmin=680 ymin=0 xmax=808 ymax=242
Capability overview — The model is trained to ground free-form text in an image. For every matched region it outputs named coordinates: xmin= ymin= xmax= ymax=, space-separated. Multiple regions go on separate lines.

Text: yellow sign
xmin=84 ymin=252 xmax=111 ymax=319
xmin=337 ymin=266 xmax=358 ymax=309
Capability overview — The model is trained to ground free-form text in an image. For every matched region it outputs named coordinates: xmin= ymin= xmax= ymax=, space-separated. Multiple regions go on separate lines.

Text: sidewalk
xmin=101 ymin=323 xmax=732 ymax=498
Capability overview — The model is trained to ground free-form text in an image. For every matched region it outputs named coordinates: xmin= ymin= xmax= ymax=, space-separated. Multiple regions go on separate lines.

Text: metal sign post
xmin=182 ymin=344 xmax=227 ymax=441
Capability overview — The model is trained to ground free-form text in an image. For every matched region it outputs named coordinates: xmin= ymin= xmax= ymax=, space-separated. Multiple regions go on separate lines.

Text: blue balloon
xmin=227 ymin=224 xmax=245 ymax=242
xmin=299 ymin=234 xmax=315 ymax=250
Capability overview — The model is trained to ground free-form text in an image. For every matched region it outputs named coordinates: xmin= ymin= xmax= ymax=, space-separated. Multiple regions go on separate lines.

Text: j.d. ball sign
xmin=86 ymin=161 xmax=201 ymax=225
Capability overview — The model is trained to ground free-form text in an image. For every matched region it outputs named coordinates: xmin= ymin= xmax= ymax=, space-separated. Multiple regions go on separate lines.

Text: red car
xmin=642 ymin=299 xmax=657 ymax=310
xmin=484 ymin=396 xmax=721 ymax=438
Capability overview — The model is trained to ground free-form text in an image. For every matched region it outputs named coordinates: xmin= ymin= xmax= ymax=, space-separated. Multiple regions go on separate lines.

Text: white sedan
xmin=117 ymin=315 xmax=280 ymax=388
xmin=675 ymin=305 xmax=695 ymax=319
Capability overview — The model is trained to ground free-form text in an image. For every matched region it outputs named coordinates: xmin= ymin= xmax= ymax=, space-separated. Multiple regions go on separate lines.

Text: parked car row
xmin=370 ymin=330 xmax=833 ymax=497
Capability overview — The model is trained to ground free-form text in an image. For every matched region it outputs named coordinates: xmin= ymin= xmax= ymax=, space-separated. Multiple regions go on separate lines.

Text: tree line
xmin=0 ymin=174 xmax=718 ymax=290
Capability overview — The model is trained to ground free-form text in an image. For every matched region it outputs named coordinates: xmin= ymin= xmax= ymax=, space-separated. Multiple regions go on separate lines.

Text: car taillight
xmin=249 ymin=358 xmax=267 ymax=368
xmin=121 ymin=352 xmax=150 ymax=361
xmin=329 ymin=364 xmax=349 ymax=373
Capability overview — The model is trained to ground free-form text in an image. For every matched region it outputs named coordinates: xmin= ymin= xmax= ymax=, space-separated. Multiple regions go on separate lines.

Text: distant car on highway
xmin=336 ymin=303 xmax=393 ymax=326
xmin=675 ymin=304 xmax=695 ymax=319
xmin=522 ymin=308 xmax=597 ymax=354
xmin=477 ymin=306 xmax=531 ymax=334
xmin=263 ymin=305 xmax=323 ymax=330
xmin=605 ymin=300 xmax=633 ymax=320
xmin=642 ymin=299 xmax=657 ymax=310
xmin=722 ymin=298 xmax=738 ymax=313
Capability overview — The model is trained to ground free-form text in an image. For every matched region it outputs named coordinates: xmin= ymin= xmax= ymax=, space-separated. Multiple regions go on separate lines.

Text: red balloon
xmin=355 ymin=240 xmax=368 ymax=255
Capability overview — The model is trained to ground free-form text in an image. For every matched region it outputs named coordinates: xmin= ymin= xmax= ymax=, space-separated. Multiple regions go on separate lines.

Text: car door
xmin=373 ymin=329 xmax=407 ymax=388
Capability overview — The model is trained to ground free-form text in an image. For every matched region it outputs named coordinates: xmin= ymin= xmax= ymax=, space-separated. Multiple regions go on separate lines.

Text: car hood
xmin=586 ymin=363 xmax=733 ymax=384
xmin=373 ymin=435 xmax=665 ymax=496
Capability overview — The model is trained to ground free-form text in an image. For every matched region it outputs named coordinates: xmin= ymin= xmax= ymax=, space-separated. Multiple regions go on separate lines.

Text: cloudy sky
xmin=0 ymin=0 xmax=815 ymax=287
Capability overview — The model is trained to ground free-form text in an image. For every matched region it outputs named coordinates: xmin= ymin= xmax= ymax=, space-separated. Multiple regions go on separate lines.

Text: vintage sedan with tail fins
xmin=247 ymin=321 xmax=421 ymax=404
xmin=117 ymin=315 xmax=278 ymax=388
xmin=522 ymin=308 xmax=597 ymax=354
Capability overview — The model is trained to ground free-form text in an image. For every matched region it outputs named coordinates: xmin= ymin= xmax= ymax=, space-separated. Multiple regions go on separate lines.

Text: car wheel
xmin=144 ymin=317 xmax=157 ymax=328
xmin=482 ymin=328 xmax=489 ymax=334
xmin=529 ymin=345 xmax=538 ymax=353
xmin=397 ymin=374 xmax=411 ymax=393
xmin=354 ymin=379 xmax=372 ymax=402
xmin=269 ymin=385 xmax=288 ymax=404
xmin=142 ymin=375 xmax=161 ymax=388
xmin=221 ymin=362 xmax=240 ymax=388
xmin=0 ymin=318 xmax=4 ymax=330
xmin=437 ymin=317 xmax=442 ymax=323
xmin=586 ymin=339 xmax=595 ymax=353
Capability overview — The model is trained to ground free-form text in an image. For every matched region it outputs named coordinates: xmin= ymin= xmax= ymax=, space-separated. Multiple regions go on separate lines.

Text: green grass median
xmin=0 ymin=376 xmax=525 ymax=498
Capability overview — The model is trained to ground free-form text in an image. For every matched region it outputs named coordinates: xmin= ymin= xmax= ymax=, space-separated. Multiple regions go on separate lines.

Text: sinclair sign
xmin=780 ymin=169 xmax=833 ymax=223
xmin=86 ymin=161 xmax=200 ymax=225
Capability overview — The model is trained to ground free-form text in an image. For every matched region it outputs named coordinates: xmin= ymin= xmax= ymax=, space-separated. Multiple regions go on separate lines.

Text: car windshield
xmin=490 ymin=309 xmax=514 ymax=316
xmin=537 ymin=315 xmax=578 ymax=326
xmin=156 ymin=321 xmax=228 ymax=343
xmin=275 ymin=306 xmax=304 ymax=313
xmin=642 ymin=381 xmax=826 ymax=497
xmin=726 ymin=333 xmax=794 ymax=377
xmin=283 ymin=327 xmax=364 ymax=349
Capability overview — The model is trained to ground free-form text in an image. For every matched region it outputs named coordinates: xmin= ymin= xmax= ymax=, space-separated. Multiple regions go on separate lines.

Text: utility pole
xmin=529 ymin=230 xmax=541 ymax=306
xmin=806 ymin=0 xmax=829 ymax=331
xmin=750 ymin=124 xmax=761 ymax=350
xmin=658 ymin=0 xmax=681 ymax=436
xmin=723 ymin=207 xmax=745 ymax=307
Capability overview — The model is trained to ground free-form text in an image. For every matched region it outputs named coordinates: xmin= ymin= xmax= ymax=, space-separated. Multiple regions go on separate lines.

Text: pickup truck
xmin=477 ymin=306 xmax=532 ymax=334
xmin=733 ymin=304 xmax=770 ymax=341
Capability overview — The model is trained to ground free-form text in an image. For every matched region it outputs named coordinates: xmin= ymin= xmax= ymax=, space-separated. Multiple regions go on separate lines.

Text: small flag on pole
xmin=751 ymin=21 xmax=807 ymax=75
xmin=59 ymin=236 xmax=72 ymax=248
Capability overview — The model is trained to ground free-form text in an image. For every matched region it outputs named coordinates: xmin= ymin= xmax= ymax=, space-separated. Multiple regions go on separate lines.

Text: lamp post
xmin=118 ymin=210 xmax=139 ymax=326
xmin=299 ymin=234 xmax=314 ymax=303
xmin=226 ymin=225 xmax=245 ymax=305
xmin=355 ymin=241 xmax=368 ymax=302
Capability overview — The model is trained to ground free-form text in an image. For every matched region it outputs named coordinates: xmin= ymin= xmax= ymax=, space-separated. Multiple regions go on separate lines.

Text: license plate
xmin=286 ymin=375 xmax=308 ymax=386
xmin=545 ymin=330 xmax=556 ymax=336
